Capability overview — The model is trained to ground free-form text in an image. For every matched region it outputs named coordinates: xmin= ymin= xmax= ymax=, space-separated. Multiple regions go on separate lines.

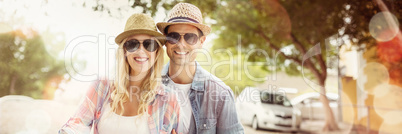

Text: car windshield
xmin=260 ymin=92 xmax=292 ymax=107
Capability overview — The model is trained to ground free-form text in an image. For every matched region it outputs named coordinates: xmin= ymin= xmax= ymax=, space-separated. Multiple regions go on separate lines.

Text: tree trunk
xmin=258 ymin=29 xmax=341 ymax=131
xmin=319 ymin=78 xmax=340 ymax=131
xmin=10 ymin=75 xmax=17 ymax=95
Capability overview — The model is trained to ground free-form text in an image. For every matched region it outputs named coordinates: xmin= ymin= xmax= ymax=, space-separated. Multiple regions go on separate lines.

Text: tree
xmin=211 ymin=0 xmax=343 ymax=130
xmin=0 ymin=29 xmax=65 ymax=99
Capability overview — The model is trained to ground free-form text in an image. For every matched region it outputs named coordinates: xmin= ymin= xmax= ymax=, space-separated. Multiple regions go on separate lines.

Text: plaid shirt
xmin=59 ymin=79 xmax=180 ymax=134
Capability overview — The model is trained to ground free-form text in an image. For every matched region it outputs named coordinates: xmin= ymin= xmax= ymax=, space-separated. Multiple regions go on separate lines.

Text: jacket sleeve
xmin=216 ymin=87 xmax=245 ymax=134
xmin=59 ymin=80 xmax=107 ymax=134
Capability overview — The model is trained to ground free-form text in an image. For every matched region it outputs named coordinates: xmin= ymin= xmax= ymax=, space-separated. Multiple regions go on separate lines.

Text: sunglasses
xmin=166 ymin=32 xmax=199 ymax=45
xmin=124 ymin=39 xmax=159 ymax=52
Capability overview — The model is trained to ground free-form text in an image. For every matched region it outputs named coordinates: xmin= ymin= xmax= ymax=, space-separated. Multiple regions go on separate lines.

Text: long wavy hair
xmin=110 ymin=37 xmax=164 ymax=116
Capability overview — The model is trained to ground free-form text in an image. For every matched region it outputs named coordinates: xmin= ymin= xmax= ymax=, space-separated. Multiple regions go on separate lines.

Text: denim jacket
xmin=162 ymin=62 xmax=244 ymax=134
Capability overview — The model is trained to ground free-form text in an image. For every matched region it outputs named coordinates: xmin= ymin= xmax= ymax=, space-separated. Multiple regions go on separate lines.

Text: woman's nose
xmin=136 ymin=44 xmax=147 ymax=53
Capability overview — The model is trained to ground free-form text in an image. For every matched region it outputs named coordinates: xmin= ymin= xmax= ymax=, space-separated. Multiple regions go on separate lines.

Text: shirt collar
xmin=162 ymin=61 xmax=206 ymax=91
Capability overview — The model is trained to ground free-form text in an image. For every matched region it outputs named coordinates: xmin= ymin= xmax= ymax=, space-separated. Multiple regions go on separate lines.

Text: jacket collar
xmin=162 ymin=61 xmax=206 ymax=91
xmin=155 ymin=85 xmax=167 ymax=95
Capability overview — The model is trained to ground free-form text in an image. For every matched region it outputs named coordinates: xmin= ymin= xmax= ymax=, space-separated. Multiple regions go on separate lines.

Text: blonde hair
xmin=110 ymin=37 xmax=164 ymax=116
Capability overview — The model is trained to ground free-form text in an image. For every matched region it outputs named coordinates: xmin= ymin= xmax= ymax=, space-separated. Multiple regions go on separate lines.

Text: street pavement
xmin=0 ymin=95 xmax=353 ymax=134
xmin=243 ymin=120 xmax=354 ymax=134
xmin=243 ymin=124 xmax=302 ymax=134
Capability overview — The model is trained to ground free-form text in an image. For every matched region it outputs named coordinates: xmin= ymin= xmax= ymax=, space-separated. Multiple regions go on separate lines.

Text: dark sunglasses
xmin=124 ymin=39 xmax=159 ymax=52
xmin=166 ymin=32 xmax=199 ymax=45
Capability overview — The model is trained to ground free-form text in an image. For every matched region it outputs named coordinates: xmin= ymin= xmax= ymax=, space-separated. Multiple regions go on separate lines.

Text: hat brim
xmin=115 ymin=29 xmax=166 ymax=45
xmin=156 ymin=22 xmax=211 ymax=36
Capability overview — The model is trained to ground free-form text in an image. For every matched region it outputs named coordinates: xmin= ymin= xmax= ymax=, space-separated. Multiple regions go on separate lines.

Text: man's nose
xmin=178 ymin=35 xmax=187 ymax=46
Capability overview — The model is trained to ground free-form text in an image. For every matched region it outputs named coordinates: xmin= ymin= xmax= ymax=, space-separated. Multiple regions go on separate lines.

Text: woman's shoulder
xmin=88 ymin=77 xmax=113 ymax=97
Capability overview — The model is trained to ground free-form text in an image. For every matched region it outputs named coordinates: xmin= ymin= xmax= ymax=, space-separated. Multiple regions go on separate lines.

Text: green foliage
xmin=210 ymin=0 xmax=401 ymax=82
xmin=0 ymin=30 xmax=65 ymax=99
xmin=212 ymin=0 xmax=342 ymax=74
xmin=197 ymin=52 xmax=268 ymax=95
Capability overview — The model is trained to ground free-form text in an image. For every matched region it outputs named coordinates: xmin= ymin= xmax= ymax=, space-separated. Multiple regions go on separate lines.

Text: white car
xmin=291 ymin=92 xmax=339 ymax=121
xmin=236 ymin=87 xmax=302 ymax=131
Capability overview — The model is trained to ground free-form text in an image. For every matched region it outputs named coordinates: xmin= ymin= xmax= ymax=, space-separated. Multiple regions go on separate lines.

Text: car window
xmin=260 ymin=92 xmax=273 ymax=104
xmin=275 ymin=94 xmax=292 ymax=107
xmin=260 ymin=92 xmax=292 ymax=107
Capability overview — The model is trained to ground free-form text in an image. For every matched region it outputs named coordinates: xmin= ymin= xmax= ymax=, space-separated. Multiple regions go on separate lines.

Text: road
xmin=243 ymin=124 xmax=308 ymax=134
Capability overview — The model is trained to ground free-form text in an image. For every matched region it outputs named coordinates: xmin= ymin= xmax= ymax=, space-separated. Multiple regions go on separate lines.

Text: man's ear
xmin=200 ymin=36 xmax=206 ymax=46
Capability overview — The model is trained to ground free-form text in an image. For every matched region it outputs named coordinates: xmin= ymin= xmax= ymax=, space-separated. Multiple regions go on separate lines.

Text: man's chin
xmin=171 ymin=59 xmax=192 ymax=66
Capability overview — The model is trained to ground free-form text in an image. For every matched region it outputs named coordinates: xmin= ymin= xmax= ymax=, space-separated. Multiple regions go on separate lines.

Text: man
xmin=157 ymin=3 xmax=244 ymax=134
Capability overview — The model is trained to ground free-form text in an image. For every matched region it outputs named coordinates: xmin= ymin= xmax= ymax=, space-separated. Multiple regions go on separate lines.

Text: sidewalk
xmin=0 ymin=95 xmax=78 ymax=134
xmin=300 ymin=120 xmax=355 ymax=134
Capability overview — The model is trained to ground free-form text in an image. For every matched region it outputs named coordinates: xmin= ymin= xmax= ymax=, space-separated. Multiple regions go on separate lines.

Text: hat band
xmin=168 ymin=17 xmax=199 ymax=23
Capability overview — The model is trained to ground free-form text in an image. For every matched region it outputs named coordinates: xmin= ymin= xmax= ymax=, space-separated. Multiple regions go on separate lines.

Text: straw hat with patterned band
xmin=157 ymin=3 xmax=211 ymax=36
xmin=115 ymin=13 xmax=165 ymax=45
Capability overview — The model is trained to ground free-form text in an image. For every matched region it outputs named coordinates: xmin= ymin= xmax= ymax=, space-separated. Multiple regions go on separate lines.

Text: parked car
xmin=236 ymin=87 xmax=302 ymax=131
xmin=291 ymin=92 xmax=339 ymax=121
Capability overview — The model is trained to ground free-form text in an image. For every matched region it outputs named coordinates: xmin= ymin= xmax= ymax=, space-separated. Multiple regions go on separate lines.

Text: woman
xmin=59 ymin=13 xmax=180 ymax=134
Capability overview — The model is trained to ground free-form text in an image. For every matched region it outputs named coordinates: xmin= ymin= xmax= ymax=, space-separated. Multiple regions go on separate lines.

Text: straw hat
xmin=157 ymin=3 xmax=211 ymax=36
xmin=115 ymin=13 xmax=165 ymax=44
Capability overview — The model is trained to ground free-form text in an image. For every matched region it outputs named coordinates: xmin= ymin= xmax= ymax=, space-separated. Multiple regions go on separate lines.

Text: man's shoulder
xmin=197 ymin=67 xmax=233 ymax=94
